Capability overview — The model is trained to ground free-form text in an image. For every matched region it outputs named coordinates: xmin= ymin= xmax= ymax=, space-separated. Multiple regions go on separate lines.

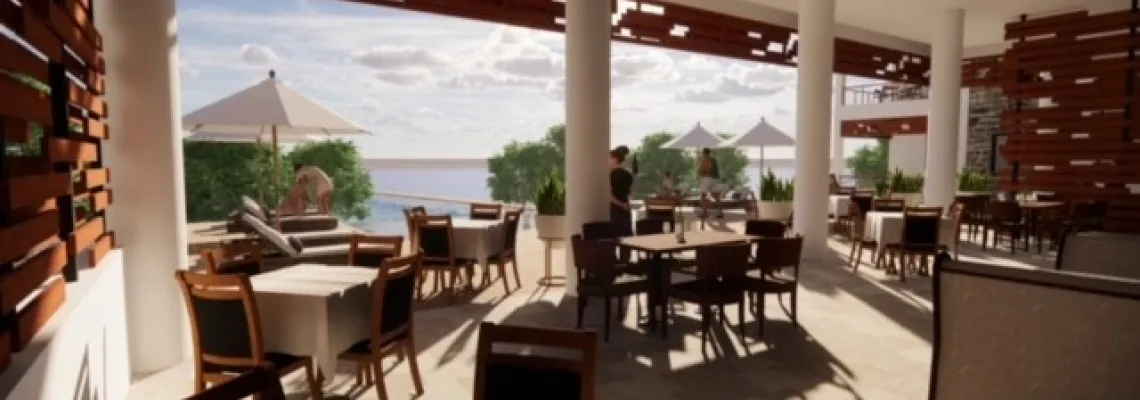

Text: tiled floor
xmin=133 ymin=224 xmax=1053 ymax=399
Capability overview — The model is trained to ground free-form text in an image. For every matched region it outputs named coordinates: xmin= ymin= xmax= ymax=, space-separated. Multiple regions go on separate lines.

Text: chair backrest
xmin=744 ymin=219 xmax=786 ymax=238
xmin=184 ymin=366 xmax=286 ymax=400
xmin=371 ymin=251 xmax=421 ymax=349
xmin=349 ymin=234 xmax=404 ymax=267
xmin=415 ymin=215 xmax=455 ymax=264
xmin=581 ymin=221 xmax=614 ymax=240
xmin=753 ymin=236 xmax=804 ymax=277
xmin=175 ymin=272 xmax=264 ymax=371
xmin=872 ymin=198 xmax=906 ymax=212
xmin=902 ymin=206 xmax=943 ymax=247
xmin=402 ymin=206 xmax=427 ymax=248
xmin=200 ymin=240 xmax=262 ymax=275
xmin=571 ymin=235 xmax=618 ymax=279
xmin=1057 ymin=231 xmax=1140 ymax=280
xmin=475 ymin=322 xmax=598 ymax=400
xmin=470 ymin=202 xmax=504 ymax=220
xmin=643 ymin=198 xmax=677 ymax=220
xmin=985 ymin=200 xmax=1022 ymax=222
xmin=502 ymin=209 xmax=523 ymax=252
xmin=932 ymin=259 xmax=1140 ymax=400
xmin=635 ymin=218 xmax=669 ymax=236
xmin=694 ymin=242 xmax=752 ymax=278
xmin=1069 ymin=200 xmax=1108 ymax=221
xmin=851 ymin=195 xmax=874 ymax=219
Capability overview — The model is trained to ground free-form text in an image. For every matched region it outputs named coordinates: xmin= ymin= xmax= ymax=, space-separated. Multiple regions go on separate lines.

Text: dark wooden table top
xmin=619 ymin=231 xmax=755 ymax=253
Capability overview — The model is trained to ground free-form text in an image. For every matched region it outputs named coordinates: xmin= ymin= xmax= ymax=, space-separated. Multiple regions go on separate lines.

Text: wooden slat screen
xmin=999 ymin=7 xmax=1140 ymax=232
xmin=0 ymin=0 xmax=112 ymax=373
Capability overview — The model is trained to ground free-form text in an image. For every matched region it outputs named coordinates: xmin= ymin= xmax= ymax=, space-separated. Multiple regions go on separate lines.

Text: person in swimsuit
xmin=697 ymin=148 xmax=724 ymax=218
xmin=293 ymin=164 xmax=336 ymax=214
xmin=609 ymin=146 xmax=636 ymax=263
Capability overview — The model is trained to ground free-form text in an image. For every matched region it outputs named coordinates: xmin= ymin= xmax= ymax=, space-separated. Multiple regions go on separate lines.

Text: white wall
xmin=0 ymin=251 xmax=131 ymax=400
xmin=889 ymin=135 xmax=928 ymax=175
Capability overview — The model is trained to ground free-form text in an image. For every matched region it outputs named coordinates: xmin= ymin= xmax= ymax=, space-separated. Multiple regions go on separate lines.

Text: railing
xmin=843 ymin=83 xmax=929 ymax=105
xmin=360 ymin=191 xmax=537 ymax=235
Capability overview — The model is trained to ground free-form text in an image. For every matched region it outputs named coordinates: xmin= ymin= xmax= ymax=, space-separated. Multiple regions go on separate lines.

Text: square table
xmin=251 ymin=264 xmax=376 ymax=376
xmin=620 ymin=231 xmax=756 ymax=334
xmin=450 ymin=218 xmax=506 ymax=266
xmin=863 ymin=211 xmax=957 ymax=255
xmin=829 ymin=195 xmax=851 ymax=217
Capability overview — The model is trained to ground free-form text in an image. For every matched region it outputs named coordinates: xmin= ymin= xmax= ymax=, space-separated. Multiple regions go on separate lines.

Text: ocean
xmin=353 ymin=167 xmax=795 ymax=235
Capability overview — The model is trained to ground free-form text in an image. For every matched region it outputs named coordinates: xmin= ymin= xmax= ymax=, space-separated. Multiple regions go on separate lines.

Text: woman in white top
xmin=293 ymin=164 xmax=336 ymax=214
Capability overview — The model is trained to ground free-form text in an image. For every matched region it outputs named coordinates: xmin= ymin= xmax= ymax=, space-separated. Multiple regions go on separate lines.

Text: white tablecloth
xmin=251 ymin=265 xmax=376 ymax=375
xmin=863 ymin=211 xmax=956 ymax=254
xmin=829 ymin=195 xmax=850 ymax=217
xmin=451 ymin=218 xmax=506 ymax=264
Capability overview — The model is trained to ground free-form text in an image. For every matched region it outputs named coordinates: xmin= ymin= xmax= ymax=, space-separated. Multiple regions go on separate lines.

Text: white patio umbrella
xmin=719 ymin=117 xmax=795 ymax=175
xmin=185 ymin=131 xmax=327 ymax=144
xmin=664 ymin=122 xmax=726 ymax=149
xmin=182 ymin=69 xmax=369 ymax=185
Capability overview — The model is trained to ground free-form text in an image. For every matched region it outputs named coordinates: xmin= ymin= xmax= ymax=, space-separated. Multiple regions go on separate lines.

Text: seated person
xmin=279 ymin=175 xmax=309 ymax=217
xmin=658 ymin=171 xmax=677 ymax=197
xmin=294 ymin=164 xmax=336 ymax=214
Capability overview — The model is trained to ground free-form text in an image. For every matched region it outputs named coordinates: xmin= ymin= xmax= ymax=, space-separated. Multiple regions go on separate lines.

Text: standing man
xmin=294 ymin=163 xmax=336 ymax=215
xmin=698 ymin=148 xmax=724 ymax=219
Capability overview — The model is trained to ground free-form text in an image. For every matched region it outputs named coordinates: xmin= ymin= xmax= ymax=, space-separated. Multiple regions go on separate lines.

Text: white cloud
xmin=680 ymin=54 xmax=720 ymax=70
xmin=240 ymin=44 xmax=280 ymax=65
xmin=542 ymin=78 xmax=565 ymax=100
xmin=180 ymin=61 xmax=200 ymax=78
xmin=611 ymin=51 xmax=680 ymax=87
xmin=674 ymin=63 xmax=792 ymax=102
xmin=774 ymin=106 xmax=792 ymax=116
xmin=439 ymin=70 xmax=545 ymax=89
xmin=349 ymin=45 xmax=450 ymax=69
xmin=374 ymin=69 xmax=433 ymax=85
xmin=674 ymin=86 xmax=731 ymax=103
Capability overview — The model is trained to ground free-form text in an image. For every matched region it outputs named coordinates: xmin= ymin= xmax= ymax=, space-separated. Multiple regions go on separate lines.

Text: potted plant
xmin=889 ymin=168 xmax=924 ymax=205
xmin=533 ymin=175 xmax=566 ymax=240
xmin=957 ymin=170 xmax=992 ymax=195
xmin=758 ymin=169 xmax=794 ymax=220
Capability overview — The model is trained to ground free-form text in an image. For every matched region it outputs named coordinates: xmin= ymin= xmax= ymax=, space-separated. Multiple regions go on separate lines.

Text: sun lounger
xmin=226 ymin=196 xmax=338 ymax=233
xmin=241 ymin=213 xmax=355 ymax=270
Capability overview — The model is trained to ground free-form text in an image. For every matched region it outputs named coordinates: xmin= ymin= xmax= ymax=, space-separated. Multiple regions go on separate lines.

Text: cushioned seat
xmin=202 ymin=352 xmax=305 ymax=374
xmin=342 ymin=333 xmax=406 ymax=357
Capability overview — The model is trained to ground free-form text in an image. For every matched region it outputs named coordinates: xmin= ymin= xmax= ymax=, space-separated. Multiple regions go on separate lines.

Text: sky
xmin=176 ymin=0 xmax=877 ymax=159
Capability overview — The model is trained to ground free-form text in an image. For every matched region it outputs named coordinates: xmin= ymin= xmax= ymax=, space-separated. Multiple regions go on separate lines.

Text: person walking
xmin=293 ymin=163 xmax=336 ymax=215
xmin=697 ymin=148 xmax=724 ymax=219
xmin=609 ymin=146 xmax=636 ymax=263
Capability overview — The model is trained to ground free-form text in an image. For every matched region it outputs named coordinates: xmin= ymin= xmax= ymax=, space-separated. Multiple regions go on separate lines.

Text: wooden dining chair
xmin=665 ymin=242 xmax=752 ymax=345
xmin=883 ymin=206 xmax=943 ymax=282
xmin=580 ymin=221 xmax=614 ymax=240
xmin=199 ymin=240 xmax=263 ymax=276
xmin=338 ymin=251 xmax=425 ymax=400
xmin=945 ymin=202 xmax=965 ymax=260
xmin=872 ymin=198 xmax=906 ymax=212
xmin=983 ymin=201 xmax=1028 ymax=254
xmin=571 ymin=235 xmax=649 ymax=341
xmin=415 ymin=215 xmax=476 ymax=302
xmin=474 ymin=322 xmax=598 ymax=400
xmin=847 ymin=202 xmax=881 ymax=271
xmin=739 ymin=236 xmax=804 ymax=335
xmin=470 ymin=202 xmax=504 ymax=220
xmin=184 ymin=366 xmax=287 ymax=400
xmin=643 ymin=198 xmax=679 ymax=229
xmin=401 ymin=206 xmax=427 ymax=247
xmin=744 ymin=219 xmax=786 ymax=238
xmin=173 ymin=272 xmax=322 ymax=399
xmin=348 ymin=235 xmax=404 ymax=268
xmin=488 ymin=209 xmax=524 ymax=293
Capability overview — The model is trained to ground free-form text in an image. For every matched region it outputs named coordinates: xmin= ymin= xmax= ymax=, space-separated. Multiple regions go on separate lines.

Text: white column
xmin=956 ymin=87 xmax=970 ymax=170
xmin=96 ymin=0 xmax=190 ymax=374
xmin=830 ymin=74 xmax=847 ymax=175
xmin=793 ymin=0 xmax=836 ymax=258
xmin=564 ymin=0 xmax=611 ymax=294
xmin=924 ymin=8 xmax=965 ymax=208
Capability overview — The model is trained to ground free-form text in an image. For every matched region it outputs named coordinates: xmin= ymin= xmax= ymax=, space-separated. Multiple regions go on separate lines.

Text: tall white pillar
xmin=830 ymin=74 xmax=847 ymax=175
xmin=794 ymin=0 xmax=836 ymax=258
xmin=96 ymin=0 xmax=190 ymax=374
xmin=924 ymin=8 xmax=965 ymax=208
xmin=564 ymin=0 xmax=611 ymax=294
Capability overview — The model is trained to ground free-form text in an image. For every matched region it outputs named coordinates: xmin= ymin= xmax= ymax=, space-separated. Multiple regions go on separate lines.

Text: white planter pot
xmin=758 ymin=201 xmax=793 ymax=220
xmin=535 ymin=214 xmax=566 ymax=240
xmin=892 ymin=193 xmax=923 ymax=206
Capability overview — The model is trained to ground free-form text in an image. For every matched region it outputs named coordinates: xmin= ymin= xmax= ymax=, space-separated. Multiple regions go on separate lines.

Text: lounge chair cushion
xmin=242 ymin=196 xmax=269 ymax=223
xmin=288 ymin=236 xmax=305 ymax=254
xmin=242 ymin=213 xmax=299 ymax=257
xmin=301 ymin=243 xmax=352 ymax=257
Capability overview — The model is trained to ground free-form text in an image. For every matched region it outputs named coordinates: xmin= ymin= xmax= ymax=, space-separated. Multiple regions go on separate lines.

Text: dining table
xmin=829 ymin=195 xmax=850 ymax=217
xmin=863 ymin=211 xmax=957 ymax=255
xmin=250 ymin=264 xmax=376 ymax=377
xmin=619 ymin=230 xmax=756 ymax=335
xmin=450 ymin=218 xmax=507 ymax=267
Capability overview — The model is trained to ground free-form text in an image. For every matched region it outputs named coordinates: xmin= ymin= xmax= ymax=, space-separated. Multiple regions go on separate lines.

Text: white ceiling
xmin=744 ymin=0 xmax=1129 ymax=48
xmin=660 ymin=0 xmax=1130 ymax=55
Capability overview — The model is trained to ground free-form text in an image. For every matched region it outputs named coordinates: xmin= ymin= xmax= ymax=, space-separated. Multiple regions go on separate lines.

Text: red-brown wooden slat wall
xmin=1000 ymin=8 xmax=1140 ymax=231
xmin=0 ymin=0 xmax=113 ymax=370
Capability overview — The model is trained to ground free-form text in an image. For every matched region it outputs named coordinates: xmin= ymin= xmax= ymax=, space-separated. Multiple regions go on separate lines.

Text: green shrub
xmin=533 ymin=175 xmax=565 ymax=215
xmin=957 ymin=170 xmax=993 ymax=192
xmin=759 ymin=169 xmax=794 ymax=202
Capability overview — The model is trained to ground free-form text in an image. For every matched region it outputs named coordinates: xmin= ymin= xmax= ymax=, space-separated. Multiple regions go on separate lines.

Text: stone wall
xmin=965 ymin=87 xmax=1004 ymax=173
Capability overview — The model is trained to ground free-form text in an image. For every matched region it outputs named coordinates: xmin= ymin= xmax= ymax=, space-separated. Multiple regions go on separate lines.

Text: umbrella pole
xmin=256 ymin=136 xmax=265 ymax=205
xmin=272 ymin=125 xmax=281 ymax=207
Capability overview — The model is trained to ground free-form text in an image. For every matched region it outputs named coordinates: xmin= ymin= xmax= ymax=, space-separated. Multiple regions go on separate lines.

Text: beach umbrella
xmin=664 ymin=122 xmax=726 ymax=149
xmin=185 ymin=131 xmax=327 ymax=144
xmin=182 ymin=69 xmax=369 ymax=189
xmin=719 ymin=117 xmax=795 ymax=175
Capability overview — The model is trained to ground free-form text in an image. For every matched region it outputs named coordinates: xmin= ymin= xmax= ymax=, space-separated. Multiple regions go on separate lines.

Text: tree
xmin=632 ymin=133 xmax=694 ymax=196
xmin=286 ymin=139 xmax=375 ymax=220
xmin=183 ymin=141 xmax=280 ymax=222
xmin=487 ymin=124 xmax=565 ymax=203
xmin=846 ymin=138 xmax=890 ymax=188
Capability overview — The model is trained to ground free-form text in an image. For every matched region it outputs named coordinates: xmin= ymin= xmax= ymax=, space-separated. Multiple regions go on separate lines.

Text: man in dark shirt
xmin=610 ymin=146 xmax=635 ymax=262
